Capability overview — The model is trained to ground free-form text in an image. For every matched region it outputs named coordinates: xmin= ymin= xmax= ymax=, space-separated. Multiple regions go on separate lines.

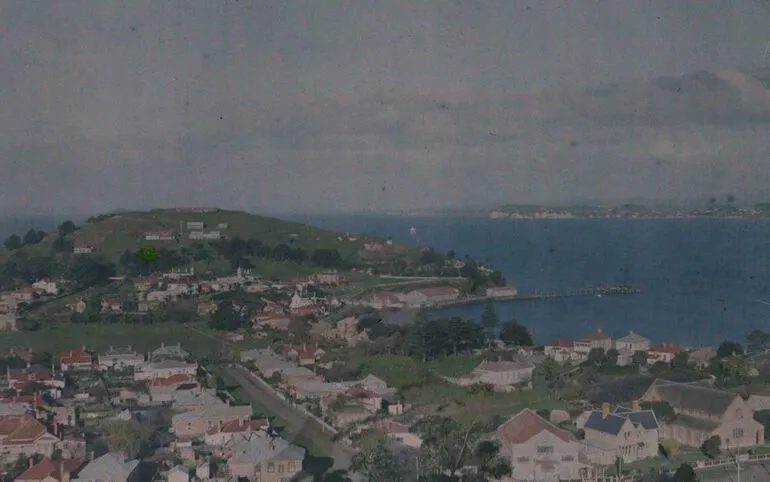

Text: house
xmin=373 ymin=420 xmax=423 ymax=448
xmin=292 ymin=380 xmax=347 ymax=401
xmin=71 ymin=452 xmax=140 ymax=482
xmin=204 ymin=418 xmax=270 ymax=446
xmin=227 ymin=432 xmax=305 ymax=481
xmin=134 ymin=359 xmax=197 ymax=381
xmin=100 ymin=297 xmax=123 ymax=314
xmin=98 ymin=346 xmax=144 ymax=371
xmin=472 ymin=359 xmax=534 ymax=387
xmin=132 ymin=276 xmax=158 ymax=292
xmin=150 ymin=342 xmax=188 ymax=361
xmin=186 ymin=221 xmax=205 ymax=229
xmin=11 ymin=288 xmax=37 ymax=302
xmin=486 ymin=285 xmax=518 ymax=297
xmin=72 ymin=240 xmax=95 ymax=254
xmin=31 ymin=279 xmax=60 ymax=296
xmin=404 ymin=286 xmax=461 ymax=307
xmin=217 ymin=222 xmax=229 ymax=229
xmin=167 ymin=466 xmax=189 ymax=482
xmin=252 ymin=314 xmax=292 ymax=331
xmin=60 ymin=347 xmax=92 ymax=371
xmin=144 ymin=231 xmax=174 ymax=241
xmin=544 ymin=340 xmax=581 ymax=363
xmin=284 ymin=345 xmax=325 ymax=366
xmin=0 ymin=415 xmax=59 ymax=461
xmin=648 ymin=344 xmax=686 ymax=364
xmin=16 ymin=457 xmax=85 ymax=482
xmin=188 ymin=229 xmax=221 ymax=240
xmin=579 ymin=403 xmax=660 ymax=465
xmin=7 ymin=366 xmax=65 ymax=392
xmin=640 ymin=379 xmax=764 ymax=448
xmin=315 ymin=272 xmax=346 ymax=285
xmin=147 ymin=374 xmax=198 ymax=401
xmin=688 ymin=346 xmax=717 ymax=368
xmin=360 ymin=291 xmax=404 ymax=309
xmin=496 ymin=409 xmax=596 ymax=481
xmin=573 ymin=329 xmax=613 ymax=355
xmin=615 ymin=331 xmax=650 ymax=353
xmin=171 ymin=404 xmax=252 ymax=437
xmin=197 ymin=301 xmax=218 ymax=316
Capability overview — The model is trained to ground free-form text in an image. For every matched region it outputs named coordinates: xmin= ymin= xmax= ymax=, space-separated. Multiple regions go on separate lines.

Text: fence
xmin=692 ymin=451 xmax=770 ymax=470
xmin=240 ymin=365 xmax=339 ymax=435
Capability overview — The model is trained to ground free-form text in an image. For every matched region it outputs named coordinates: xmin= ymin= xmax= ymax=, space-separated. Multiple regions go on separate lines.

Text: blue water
xmin=287 ymin=214 xmax=770 ymax=347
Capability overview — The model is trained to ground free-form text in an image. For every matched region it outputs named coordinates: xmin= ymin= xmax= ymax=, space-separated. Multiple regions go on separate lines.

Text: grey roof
xmin=616 ymin=332 xmax=649 ymax=344
xmin=585 ymin=408 xmax=660 ymax=435
xmin=74 ymin=452 xmax=139 ymax=480
xmin=672 ymin=413 xmax=720 ymax=432
xmin=584 ymin=411 xmax=629 ymax=435
xmin=651 ymin=379 xmax=736 ymax=416
xmin=229 ymin=432 xmax=306 ymax=465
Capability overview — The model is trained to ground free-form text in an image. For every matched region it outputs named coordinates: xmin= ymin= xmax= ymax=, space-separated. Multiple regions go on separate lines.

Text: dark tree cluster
xmin=3 ymin=228 xmax=48 ymax=251
xmin=364 ymin=316 xmax=486 ymax=360
xmin=209 ymin=237 xmax=349 ymax=270
xmin=119 ymin=248 xmax=185 ymax=276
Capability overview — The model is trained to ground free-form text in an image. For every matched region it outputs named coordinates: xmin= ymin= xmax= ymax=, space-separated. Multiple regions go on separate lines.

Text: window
xmin=268 ymin=463 xmax=275 ymax=473
xmin=537 ymin=446 xmax=554 ymax=454
xmin=255 ymin=463 xmax=261 ymax=472
xmin=288 ymin=461 xmax=297 ymax=472
xmin=733 ymin=428 xmax=744 ymax=439
xmin=278 ymin=463 xmax=285 ymax=473
xmin=517 ymin=456 xmax=530 ymax=462
xmin=562 ymin=455 xmax=574 ymax=462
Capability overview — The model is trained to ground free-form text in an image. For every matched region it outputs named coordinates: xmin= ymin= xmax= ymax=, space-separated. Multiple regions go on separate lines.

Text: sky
xmin=2 ymin=0 xmax=770 ymax=215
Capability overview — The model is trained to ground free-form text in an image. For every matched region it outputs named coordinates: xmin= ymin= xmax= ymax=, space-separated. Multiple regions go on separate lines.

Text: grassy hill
xmin=0 ymin=208 xmax=399 ymax=281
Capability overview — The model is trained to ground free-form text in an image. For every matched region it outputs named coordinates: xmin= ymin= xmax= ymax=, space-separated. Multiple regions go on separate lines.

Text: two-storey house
xmin=472 ymin=359 xmax=534 ymax=387
xmin=496 ymin=409 xmax=596 ymax=481
xmin=579 ymin=403 xmax=660 ymax=465
xmin=640 ymin=379 xmax=764 ymax=449
xmin=573 ymin=329 xmax=613 ymax=358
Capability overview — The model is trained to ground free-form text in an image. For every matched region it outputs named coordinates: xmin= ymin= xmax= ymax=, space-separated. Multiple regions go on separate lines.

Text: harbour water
xmin=292 ymin=213 xmax=770 ymax=347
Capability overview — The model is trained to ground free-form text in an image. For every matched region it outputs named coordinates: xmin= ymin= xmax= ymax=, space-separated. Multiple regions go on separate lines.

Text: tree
xmin=671 ymin=351 xmax=690 ymax=369
xmin=207 ymin=301 xmax=242 ymax=331
xmin=604 ymin=348 xmax=619 ymax=367
xmin=716 ymin=341 xmax=743 ymax=358
xmin=412 ymin=416 xmax=511 ymax=481
xmin=22 ymin=229 xmax=41 ymax=246
xmin=660 ymin=438 xmax=681 ymax=460
xmin=536 ymin=357 xmax=567 ymax=398
xmin=57 ymin=220 xmax=77 ymax=235
xmin=52 ymin=235 xmax=74 ymax=253
xmin=632 ymin=350 xmax=649 ymax=366
xmin=3 ymin=234 xmax=22 ymax=250
xmin=480 ymin=302 xmax=499 ymax=345
xmin=587 ymin=348 xmax=607 ymax=367
xmin=753 ymin=410 xmax=770 ymax=441
xmin=700 ymin=435 xmax=721 ymax=459
xmin=288 ymin=317 xmax=311 ymax=342
xmin=498 ymin=320 xmax=533 ymax=347
xmin=68 ymin=256 xmax=116 ymax=288
xmin=102 ymin=420 xmax=151 ymax=458
xmin=747 ymin=329 xmax=770 ymax=353
xmin=727 ymin=194 xmax=735 ymax=204
xmin=671 ymin=463 xmax=697 ymax=482
xmin=350 ymin=436 xmax=412 ymax=482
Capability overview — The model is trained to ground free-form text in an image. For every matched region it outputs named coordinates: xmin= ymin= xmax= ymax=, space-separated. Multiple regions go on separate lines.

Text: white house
xmin=32 ymin=279 xmax=59 ymax=295
xmin=144 ymin=231 xmax=175 ymax=241
xmin=615 ymin=331 xmax=650 ymax=353
xmin=404 ymin=286 xmax=461 ymax=307
xmin=186 ymin=221 xmax=205 ymax=230
xmin=98 ymin=346 xmax=145 ymax=371
xmin=188 ymin=230 xmax=221 ymax=240
xmin=134 ymin=359 xmax=198 ymax=381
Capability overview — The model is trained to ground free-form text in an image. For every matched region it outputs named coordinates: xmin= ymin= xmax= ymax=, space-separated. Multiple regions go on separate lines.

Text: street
xmin=225 ymin=365 xmax=355 ymax=473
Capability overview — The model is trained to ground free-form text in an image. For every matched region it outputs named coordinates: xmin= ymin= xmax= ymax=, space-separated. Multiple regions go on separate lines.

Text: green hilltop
xmin=0 ymin=208 xmax=401 ymax=284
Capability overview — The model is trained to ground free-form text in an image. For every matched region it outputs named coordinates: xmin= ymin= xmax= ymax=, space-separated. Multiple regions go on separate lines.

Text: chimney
xmin=28 ymin=456 xmax=34 ymax=468
xmin=601 ymin=403 xmax=610 ymax=418
xmin=629 ymin=330 xmax=634 ymax=335
xmin=81 ymin=345 xmax=86 ymax=351
xmin=632 ymin=400 xmax=641 ymax=412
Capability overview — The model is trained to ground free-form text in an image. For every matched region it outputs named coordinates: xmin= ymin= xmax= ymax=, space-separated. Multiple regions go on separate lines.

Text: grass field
xmin=0 ymin=322 xmax=226 ymax=356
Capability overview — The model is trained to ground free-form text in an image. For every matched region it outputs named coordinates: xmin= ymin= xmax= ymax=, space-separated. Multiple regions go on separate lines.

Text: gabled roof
xmin=647 ymin=379 xmax=736 ymax=416
xmin=585 ymin=408 xmax=659 ymax=435
xmin=616 ymin=331 xmax=649 ymax=344
xmin=497 ymin=408 xmax=576 ymax=445
xmin=476 ymin=359 xmax=534 ymax=372
xmin=0 ymin=415 xmax=50 ymax=444
xmin=580 ymin=329 xmax=610 ymax=342
xmin=547 ymin=339 xmax=574 ymax=349
xmin=206 ymin=418 xmax=269 ymax=435
xmin=75 ymin=452 xmax=139 ymax=479
xmin=17 ymin=457 xmax=84 ymax=481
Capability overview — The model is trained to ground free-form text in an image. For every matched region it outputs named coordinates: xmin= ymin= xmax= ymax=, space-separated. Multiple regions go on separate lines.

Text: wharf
xmin=431 ymin=285 xmax=640 ymax=309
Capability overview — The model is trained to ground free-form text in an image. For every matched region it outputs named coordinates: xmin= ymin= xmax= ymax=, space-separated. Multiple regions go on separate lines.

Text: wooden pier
xmin=432 ymin=285 xmax=640 ymax=309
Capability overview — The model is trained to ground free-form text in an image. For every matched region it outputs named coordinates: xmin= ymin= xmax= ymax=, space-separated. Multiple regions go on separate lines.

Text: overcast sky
xmin=2 ymin=0 xmax=770 ymax=214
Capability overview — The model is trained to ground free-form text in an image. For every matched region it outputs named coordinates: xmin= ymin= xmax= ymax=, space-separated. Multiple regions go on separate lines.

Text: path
xmin=225 ymin=365 xmax=354 ymax=471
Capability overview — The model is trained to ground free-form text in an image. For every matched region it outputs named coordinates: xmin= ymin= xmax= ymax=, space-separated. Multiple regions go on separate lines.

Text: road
xmin=225 ymin=365 xmax=355 ymax=472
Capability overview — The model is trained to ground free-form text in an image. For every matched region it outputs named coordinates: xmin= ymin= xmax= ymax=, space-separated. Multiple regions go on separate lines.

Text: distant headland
xmin=488 ymin=202 xmax=770 ymax=220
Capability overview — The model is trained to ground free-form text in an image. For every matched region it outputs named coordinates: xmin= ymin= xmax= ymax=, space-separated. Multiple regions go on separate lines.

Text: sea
xmin=290 ymin=214 xmax=770 ymax=348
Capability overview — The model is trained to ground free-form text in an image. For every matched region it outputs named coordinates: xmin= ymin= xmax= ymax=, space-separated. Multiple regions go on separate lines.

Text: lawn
xmin=426 ymin=355 xmax=483 ymax=377
xmin=0 ymin=322 xmax=225 ymax=357
xmin=435 ymin=390 xmax=568 ymax=424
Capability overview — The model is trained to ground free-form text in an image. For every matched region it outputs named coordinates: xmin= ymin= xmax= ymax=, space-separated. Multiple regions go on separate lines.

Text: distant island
xmin=489 ymin=202 xmax=770 ymax=220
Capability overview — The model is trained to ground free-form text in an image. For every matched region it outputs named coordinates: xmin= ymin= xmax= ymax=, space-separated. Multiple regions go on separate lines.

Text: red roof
xmin=0 ymin=393 xmax=46 ymax=406
xmin=60 ymin=348 xmax=91 ymax=364
xmin=148 ymin=373 xmax=196 ymax=388
xmin=0 ymin=415 xmax=48 ymax=445
xmin=285 ymin=344 xmax=323 ymax=360
xmin=580 ymin=329 xmax=610 ymax=342
xmin=649 ymin=344 xmax=685 ymax=354
xmin=497 ymin=409 xmax=576 ymax=445
xmin=17 ymin=457 xmax=84 ymax=481
xmin=548 ymin=339 xmax=574 ymax=349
